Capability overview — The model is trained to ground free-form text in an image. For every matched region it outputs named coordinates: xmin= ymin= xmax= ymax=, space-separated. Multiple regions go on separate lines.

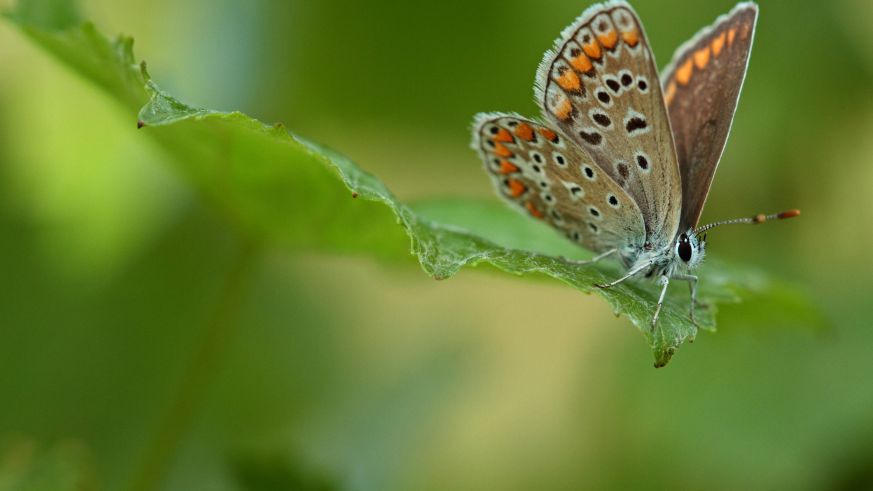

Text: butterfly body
xmin=472 ymin=1 xmax=796 ymax=329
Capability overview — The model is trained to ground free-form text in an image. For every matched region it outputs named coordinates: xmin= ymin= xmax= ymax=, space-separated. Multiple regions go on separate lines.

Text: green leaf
xmin=3 ymin=4 xmax=821 ymax=367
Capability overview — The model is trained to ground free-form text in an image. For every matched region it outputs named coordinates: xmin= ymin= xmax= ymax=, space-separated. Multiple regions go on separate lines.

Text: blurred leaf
xmin=2 ymin=3 xmax=822 ymax=367
xmin=0 ymin=438 xmax=95 ymax=491
xmin=231 ymin=453 xmax=336 ymax=491
xmin=6 ymin=0 xmax=79 ymax=30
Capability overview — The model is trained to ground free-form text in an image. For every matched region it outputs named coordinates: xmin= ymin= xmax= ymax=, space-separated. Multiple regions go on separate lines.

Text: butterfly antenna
xmin=693 ymin=209 xmax=800 ymax=236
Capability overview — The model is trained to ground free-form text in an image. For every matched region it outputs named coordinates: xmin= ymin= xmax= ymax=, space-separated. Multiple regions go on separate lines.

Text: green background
xmin=1 ymin=0 xmax=872 ymax=489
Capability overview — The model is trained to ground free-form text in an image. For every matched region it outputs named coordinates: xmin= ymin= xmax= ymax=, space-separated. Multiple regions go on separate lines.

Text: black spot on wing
xmin=579 ymin=130 xmax=602 ymax=145
xmin=636 ymin=154 xmax=649 ymax=170
xmin=626 ymin=117 xmax=647 ymax=133
xmin=617 ymin=162 xmax=629 ymax=179
xmin=592 ymin=113 xmax=611 ymax=127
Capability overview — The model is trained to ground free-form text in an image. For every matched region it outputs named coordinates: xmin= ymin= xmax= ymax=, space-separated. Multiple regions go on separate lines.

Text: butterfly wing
xmin=473 ymin=113 xmax=645 ymax=258
xmin=661 ymin=3 xmax=758 ymax=230
xmin=535 ymin=1 xmax=682 ymax=249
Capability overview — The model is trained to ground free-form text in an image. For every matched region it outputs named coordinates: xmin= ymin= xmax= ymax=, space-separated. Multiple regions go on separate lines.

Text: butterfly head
xmin=674 ymin=209 xmax=802 ymax=271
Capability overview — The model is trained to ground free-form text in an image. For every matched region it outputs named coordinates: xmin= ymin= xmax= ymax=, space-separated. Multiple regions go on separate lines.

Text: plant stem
xmin=128 ymin=241 xmax=260 ymax=491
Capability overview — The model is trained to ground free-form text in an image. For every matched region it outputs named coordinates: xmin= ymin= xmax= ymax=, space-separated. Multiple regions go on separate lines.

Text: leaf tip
xmin=139 ymin=60 xmax=150 ymax=80
xmin=653 ymin=346 xmax=676 ymax=368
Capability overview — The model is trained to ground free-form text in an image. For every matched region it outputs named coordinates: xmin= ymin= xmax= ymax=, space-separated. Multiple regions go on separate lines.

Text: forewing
xmin=473 ymin=113 xmax=645 ymax=257
xmin=535 ymin=1 xmax=681 ymax=248
xmin=661 ymin=3 xmax=757 ymax=229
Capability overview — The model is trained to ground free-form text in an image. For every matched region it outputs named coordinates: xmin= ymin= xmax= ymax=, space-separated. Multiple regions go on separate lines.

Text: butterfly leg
xmin=651 ymin=275 xmax=670 ymax=330
xmin=594 ymin=260 xmax=651 ymax=289
xmin=563 ymin=248 xmax=618 ymax=266
xmin=673 ymin=273 xmax=702 ymax=333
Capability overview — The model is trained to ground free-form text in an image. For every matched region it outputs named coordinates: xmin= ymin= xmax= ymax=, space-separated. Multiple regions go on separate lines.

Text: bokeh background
xmin=1 ymin=0 xmax=873 ymax=489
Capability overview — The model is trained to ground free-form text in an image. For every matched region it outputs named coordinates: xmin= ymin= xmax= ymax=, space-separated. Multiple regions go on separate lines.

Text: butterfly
xmin=471 ymin=1 xmax=798 ymax=330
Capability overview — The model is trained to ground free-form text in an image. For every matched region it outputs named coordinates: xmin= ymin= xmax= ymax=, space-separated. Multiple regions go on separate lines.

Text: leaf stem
xmin=127 ymin=241 xmax=260 ymax=491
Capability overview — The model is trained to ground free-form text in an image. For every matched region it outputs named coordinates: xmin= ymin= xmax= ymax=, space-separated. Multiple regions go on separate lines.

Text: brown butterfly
xmin=471 ymin=1 xmax=798 ymax=329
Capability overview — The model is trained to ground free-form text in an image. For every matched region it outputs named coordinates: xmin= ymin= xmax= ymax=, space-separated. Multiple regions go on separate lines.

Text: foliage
xmin=3 ymin=0 xmax=819 ymax=368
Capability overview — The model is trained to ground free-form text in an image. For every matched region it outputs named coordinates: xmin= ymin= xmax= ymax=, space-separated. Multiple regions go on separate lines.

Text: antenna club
xmin=778 ymin=209 xmax=801 ymax=220
xmin=693 ymin=207 xmax=801 ymax=235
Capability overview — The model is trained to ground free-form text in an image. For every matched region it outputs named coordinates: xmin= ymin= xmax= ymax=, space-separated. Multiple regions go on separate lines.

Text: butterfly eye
xmin=677 ymin=234 xmax=693 ymax=262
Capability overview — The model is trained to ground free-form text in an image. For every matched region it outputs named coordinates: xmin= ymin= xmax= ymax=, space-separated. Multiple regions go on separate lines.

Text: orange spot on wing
xmin=515 ymin=123 xmax=535 ymax=141
xmin=570 ymin=53 xmax=593 ymax=74
xmin=728 ymin=28 xmax=737 ymax=45
xmin=675 ymin=58 xmax=693 ymax=85
xmin=597 ymin=30 xmax=618 ymax=49
xmin=553 ymin=98 xmax=574 ymax=121
xmin=582 ymin=40 xmax=602 ymax=60
xmin=498 ymin=160 xmax=519 ymax=174
xmin=507 ymin=178 xmax=526 ymax=198
xmin=525 ymin=201 xmax=544 ymax=219
xmin=538 ymin=128 xmax=558 ymax=142
xmin=621 ymin=29 xmax=640 ymax=47
xmin=492 ymin=128 xmax=514 ymax=143
xmin=712 ymin=32 xmax=726 ymax=56
xmin=693 ymin=46 xmax=710 ymax=69
xmin=664 ymin=81 xmax=677 ymax=105
xmin=493 ymin=142 xmax=513 ymax=158
xmin=556 ymin=68 xmax=581 ymax=91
